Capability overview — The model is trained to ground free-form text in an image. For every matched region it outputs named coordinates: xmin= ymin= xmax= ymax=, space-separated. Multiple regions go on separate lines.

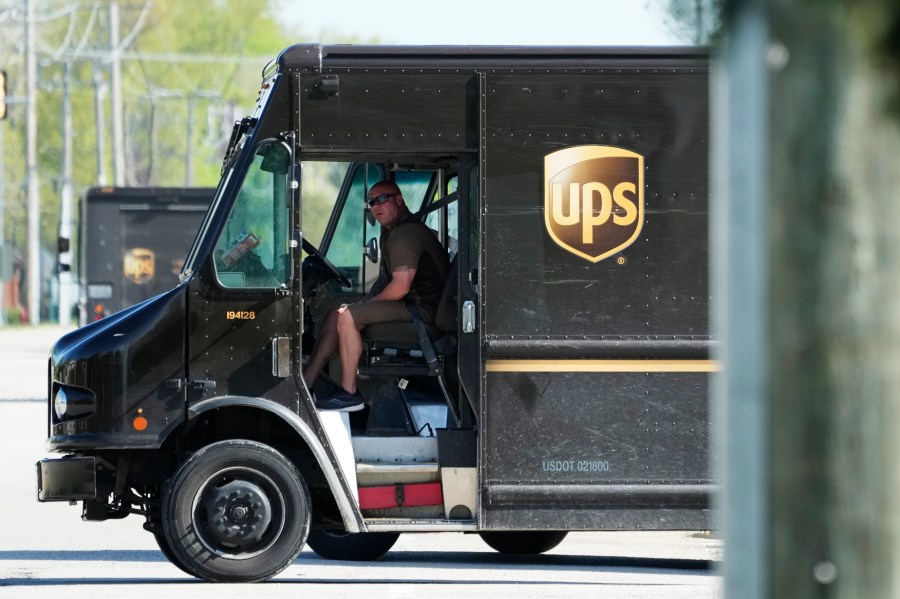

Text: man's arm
xmin=370 ymin=267 xmax=416 ymax=302
xmin=361 ymin=264 xmax=391 ymax=301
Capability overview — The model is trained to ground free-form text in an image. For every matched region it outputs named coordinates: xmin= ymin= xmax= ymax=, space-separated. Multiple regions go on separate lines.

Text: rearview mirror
xmin=364 ymin=237 xmax=378 ymax=263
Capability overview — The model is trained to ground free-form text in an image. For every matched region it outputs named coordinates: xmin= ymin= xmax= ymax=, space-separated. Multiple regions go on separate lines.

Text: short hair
xmin=370 ymin=180 xmax=401 ymax=196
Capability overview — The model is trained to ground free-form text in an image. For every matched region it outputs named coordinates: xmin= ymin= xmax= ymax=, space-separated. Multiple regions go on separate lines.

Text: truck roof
xmin=276 ymin=43 xmax=708 ymax=74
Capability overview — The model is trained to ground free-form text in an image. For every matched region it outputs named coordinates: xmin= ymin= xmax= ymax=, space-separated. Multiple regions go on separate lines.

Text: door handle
xmin=462 ymin=300 xmax=476 ymax=334
xmin=272 ymin=337 xmax=290 ymax=377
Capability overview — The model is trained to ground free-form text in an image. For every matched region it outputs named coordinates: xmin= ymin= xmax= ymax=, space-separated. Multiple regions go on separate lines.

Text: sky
xmin=276 ymin=0 xmax=684 ymax=46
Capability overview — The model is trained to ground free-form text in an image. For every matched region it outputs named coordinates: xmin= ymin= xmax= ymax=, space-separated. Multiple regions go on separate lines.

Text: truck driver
xmin=303 ymin=180 xmax=450 ymax=411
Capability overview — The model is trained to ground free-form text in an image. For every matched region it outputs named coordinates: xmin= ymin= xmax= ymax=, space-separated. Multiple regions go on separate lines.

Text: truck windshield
xmin=212 ymin=139 xmax=292 ymax=288
xmin=301 ymin=163 xmax=442 ymax=294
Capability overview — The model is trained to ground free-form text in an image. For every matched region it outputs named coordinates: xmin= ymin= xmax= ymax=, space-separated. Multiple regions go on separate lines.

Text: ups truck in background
xmin=79 ymin=187 xmax=214 ymax=323
xmin=38 ymin=45 xmax=712 ymax=582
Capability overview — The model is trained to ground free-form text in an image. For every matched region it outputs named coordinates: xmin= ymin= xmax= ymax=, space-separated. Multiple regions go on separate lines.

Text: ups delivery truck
xmin=37 ymin=44 xmax=712 ymax=583
xmin=79 ymin=187 xmax=214 ymax=323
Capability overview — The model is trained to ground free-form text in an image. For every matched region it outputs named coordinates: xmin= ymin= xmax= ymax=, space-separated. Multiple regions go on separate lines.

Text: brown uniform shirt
xmin=380 ymin=211 xmax=450 ymax=315
xmin=350 ymin=210 xmax=450 ymax=328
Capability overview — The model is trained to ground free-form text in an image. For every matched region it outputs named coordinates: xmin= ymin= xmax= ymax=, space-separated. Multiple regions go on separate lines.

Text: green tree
xmin=652 ymin=0 xmax=723 ymax=45
xmin=113 ymin=0 xmax=290 ymax=187
xmin=0 ymin=0 xmax=297 ymax=317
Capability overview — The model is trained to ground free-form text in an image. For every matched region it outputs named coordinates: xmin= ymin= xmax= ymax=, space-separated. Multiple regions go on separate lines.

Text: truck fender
xmin=186 ymin=395 xmax=363 ymax=533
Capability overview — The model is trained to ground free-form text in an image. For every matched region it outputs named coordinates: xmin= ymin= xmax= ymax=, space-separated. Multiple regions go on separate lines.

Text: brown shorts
xmin=347 ymin=300 xmax=412 ymax=329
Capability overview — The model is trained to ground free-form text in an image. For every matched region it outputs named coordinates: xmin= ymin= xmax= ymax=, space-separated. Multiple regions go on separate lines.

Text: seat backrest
xmin=433 ymin=255 xmax=458 ymax=333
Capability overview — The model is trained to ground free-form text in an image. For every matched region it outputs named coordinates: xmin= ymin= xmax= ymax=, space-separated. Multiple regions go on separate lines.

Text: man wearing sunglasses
xmin=304 ymin=180 xmax=450 ymax=411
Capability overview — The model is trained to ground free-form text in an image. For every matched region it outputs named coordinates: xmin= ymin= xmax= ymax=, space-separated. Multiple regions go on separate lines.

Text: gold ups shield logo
xmin=124 ymin=248 xmax=155 ymax=285
xmin=544 ymin=146 xmax=644 ymax=263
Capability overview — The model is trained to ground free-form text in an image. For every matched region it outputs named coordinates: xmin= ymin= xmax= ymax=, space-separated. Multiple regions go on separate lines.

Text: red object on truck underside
xmin=358 ymin=482 xmax=443 ymax=510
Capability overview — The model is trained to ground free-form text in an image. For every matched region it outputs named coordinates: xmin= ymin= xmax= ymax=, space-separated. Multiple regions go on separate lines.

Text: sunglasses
xmin=366 ymin=192 xmax=398 ymax=207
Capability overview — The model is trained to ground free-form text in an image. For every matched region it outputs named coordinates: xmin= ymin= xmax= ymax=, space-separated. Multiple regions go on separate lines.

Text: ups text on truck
xmin=37 ymin=44 xmax=712 ymax=582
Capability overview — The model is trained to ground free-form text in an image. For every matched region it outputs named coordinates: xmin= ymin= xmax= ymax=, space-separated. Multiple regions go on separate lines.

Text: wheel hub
xmin=202 ymin=479 xmax=273 ymax=550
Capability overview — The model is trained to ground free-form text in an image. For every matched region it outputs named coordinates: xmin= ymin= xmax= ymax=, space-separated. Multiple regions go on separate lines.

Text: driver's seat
xmin=358 ymin=257 xmax=460 ymax=424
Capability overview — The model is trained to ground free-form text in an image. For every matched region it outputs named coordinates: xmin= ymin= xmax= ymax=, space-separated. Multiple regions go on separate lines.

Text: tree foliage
xmin=651 ymin=0 xmax=723 ymax=45
xmin=0 ymin=0 xmax=294 ymax=272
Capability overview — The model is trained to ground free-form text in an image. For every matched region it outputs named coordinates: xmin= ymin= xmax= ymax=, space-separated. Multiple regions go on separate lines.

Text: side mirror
xmin=364 ymin=237 xmax=378 ymax=263
xmin=259 ymin=141 xmax=290 ymax=174
xmin=366 ymin=208 xmax=376 ymax=227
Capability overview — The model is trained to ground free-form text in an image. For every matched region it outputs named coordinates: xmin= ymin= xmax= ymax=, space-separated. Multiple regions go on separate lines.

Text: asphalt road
xmin=0 ymin=324 xmax=723 ymax=598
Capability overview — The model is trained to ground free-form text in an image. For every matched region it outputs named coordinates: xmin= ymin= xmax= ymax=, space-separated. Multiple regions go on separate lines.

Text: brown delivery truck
xmin=37 ymin=44 xmax=712 ymax=582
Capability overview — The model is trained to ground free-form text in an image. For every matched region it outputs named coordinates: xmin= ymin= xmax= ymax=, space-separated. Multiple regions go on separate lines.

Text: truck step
xmin=351 ymin=435 xmax=438 ymax=464
xmin=356 ymin=461 xmax=439 ymax=486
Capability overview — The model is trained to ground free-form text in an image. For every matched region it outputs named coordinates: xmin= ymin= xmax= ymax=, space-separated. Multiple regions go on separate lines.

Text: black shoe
xmin=315 ymin=388 xmax=365 ymax=412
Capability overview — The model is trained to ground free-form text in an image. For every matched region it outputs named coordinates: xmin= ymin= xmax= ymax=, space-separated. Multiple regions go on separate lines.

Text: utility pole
xmin=58 ymin=60 xmax=75 ymax=325
xmin=25 ymin=0 xmax=40 ymax=324
xmin=186 ymin=94 xmax=194 ymax=186
xmin=110 ymin=2 xmax=126 ymax=186
xmin=0 ymin=103 xmax=5 ymax=326
xmin=93 ymin=61 xmax=108 ymax=186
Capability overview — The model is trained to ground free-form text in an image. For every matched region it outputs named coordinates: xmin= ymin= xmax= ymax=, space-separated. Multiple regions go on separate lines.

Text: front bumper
xmin=36 ymin=457 xmax=97 ymax=502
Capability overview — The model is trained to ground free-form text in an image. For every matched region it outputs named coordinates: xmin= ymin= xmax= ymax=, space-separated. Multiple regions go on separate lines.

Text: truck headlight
xmin=53 ymin=385 xmax=95 ymax=422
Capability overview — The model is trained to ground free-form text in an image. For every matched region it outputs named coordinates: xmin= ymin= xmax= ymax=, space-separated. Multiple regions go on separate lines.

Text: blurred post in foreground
xmin=716 ymin=0 xmax=900 ymax=597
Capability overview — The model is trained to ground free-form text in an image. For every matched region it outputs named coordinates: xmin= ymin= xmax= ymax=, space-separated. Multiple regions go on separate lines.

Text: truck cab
xmin=38 ymin=44 xmax=712 ymax=582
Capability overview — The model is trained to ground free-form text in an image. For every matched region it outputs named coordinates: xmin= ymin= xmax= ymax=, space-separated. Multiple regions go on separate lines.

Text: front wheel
xmin=153 ymin=532 xmax=194 ymax=576
xmin=161 ymin=440 xmax=311 ymax=582
xmin=306 ymin=529 xmax=400 ymax=561
xmin=479 ymin=531 xmax=568 ymax=555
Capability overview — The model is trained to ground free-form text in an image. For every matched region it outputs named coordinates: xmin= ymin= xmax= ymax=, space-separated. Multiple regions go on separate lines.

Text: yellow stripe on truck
xmin=485 ymin=359 xmax=720 ymax=373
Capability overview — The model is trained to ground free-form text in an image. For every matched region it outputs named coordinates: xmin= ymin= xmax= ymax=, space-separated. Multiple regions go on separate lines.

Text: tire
xmin=153 ymin=532 xmax=194 ymax=576
xmin=161 ymin=440 xmax=311 ymax=582
xmin=479 ymin=531 xmax=569 ymax=555
xmin=306 ymin=529 xmax=400 ymax=561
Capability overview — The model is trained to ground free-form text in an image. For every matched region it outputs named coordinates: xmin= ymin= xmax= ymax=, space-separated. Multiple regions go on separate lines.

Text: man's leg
xmin=314 ymin=301 xmax=412 ymax=411
xmin=302 ymin=308 xmax=339 ymax=388
xmin=310 ymin=306 xmax=364 ymax=412
xmin=336 ymin=307 xmax=363 ymax=394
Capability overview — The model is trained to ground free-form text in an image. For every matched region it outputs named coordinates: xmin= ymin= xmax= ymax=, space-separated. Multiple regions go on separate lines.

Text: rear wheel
xmin=306 ymin=529 xmax=400 ymax=561
xmin=161 ymin=440 xmax=311 ymax=582
xmin=479 ymin=531 xmax=569 ymax=554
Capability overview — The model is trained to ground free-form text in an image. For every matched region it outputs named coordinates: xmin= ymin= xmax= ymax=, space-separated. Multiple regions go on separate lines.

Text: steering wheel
xmin=302 ymin=238 xmax=351 ymax=288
